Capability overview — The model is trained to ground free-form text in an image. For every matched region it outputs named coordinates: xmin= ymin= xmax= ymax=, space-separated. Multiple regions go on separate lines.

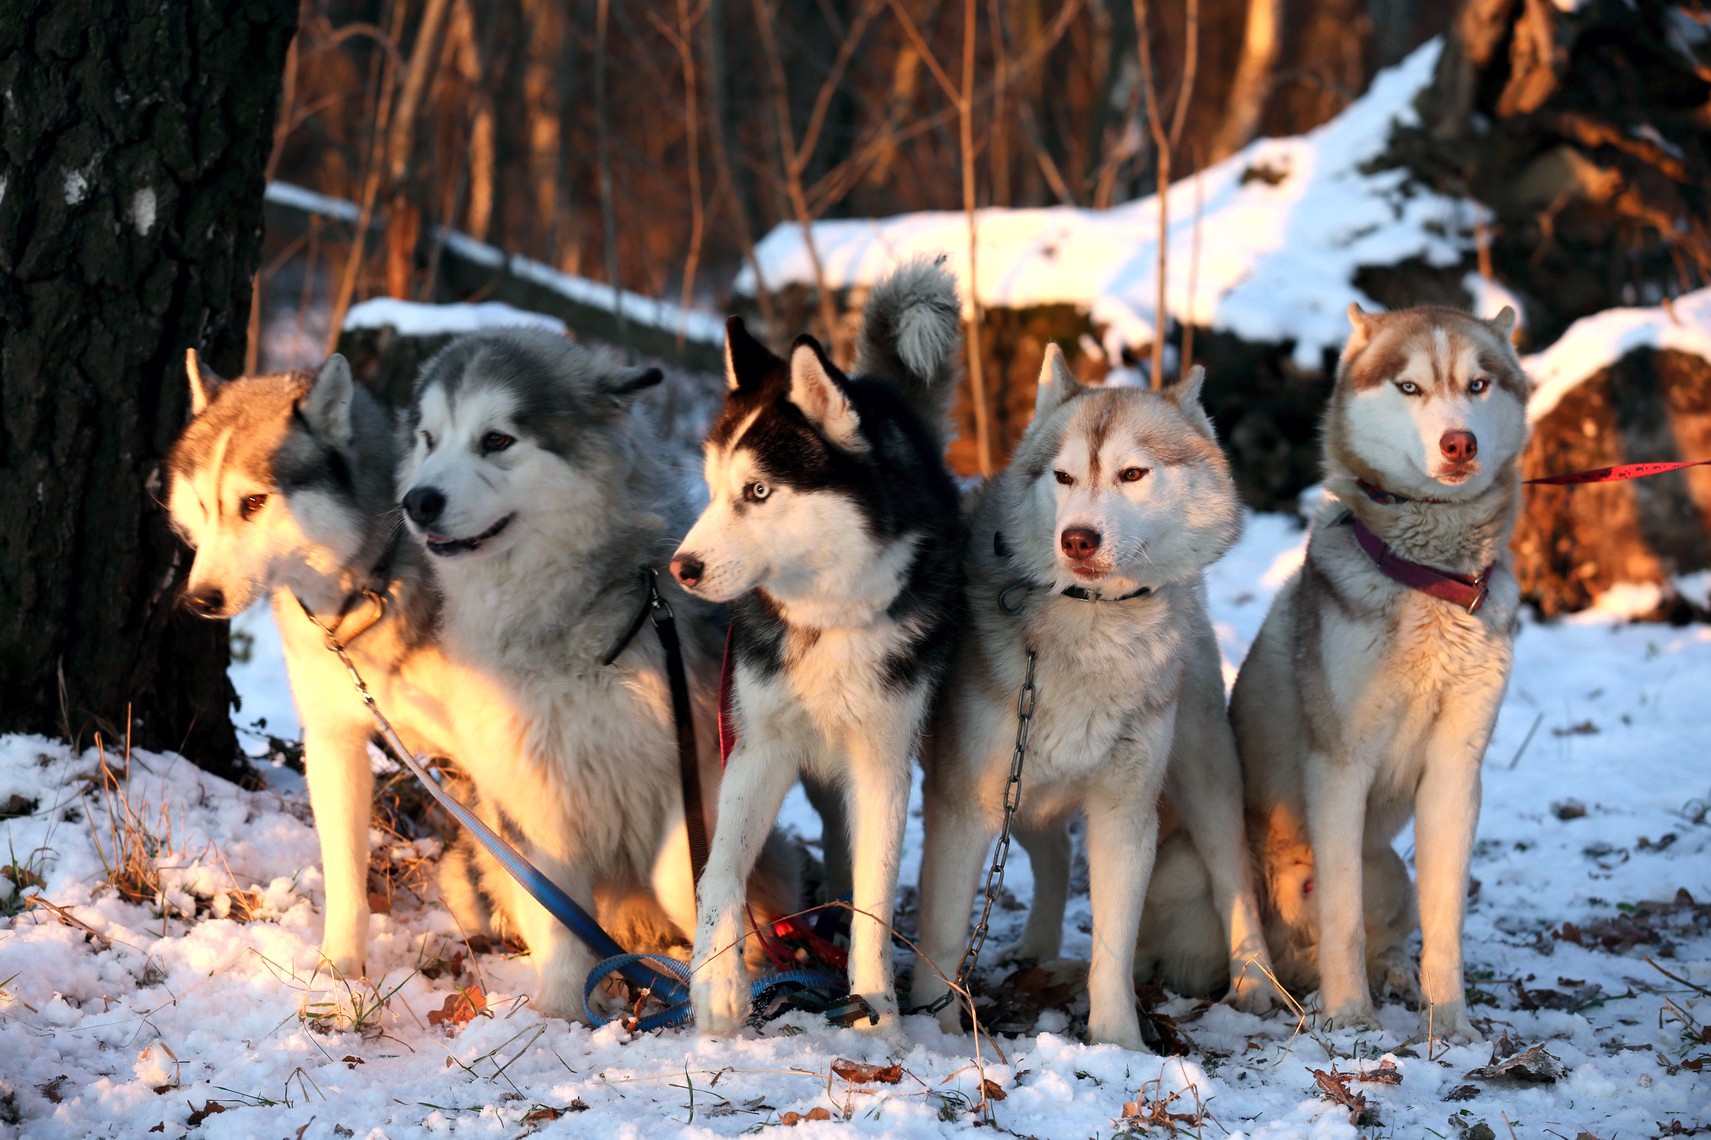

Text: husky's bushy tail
xmin=856 ymin=255 xmax=962 ymax=439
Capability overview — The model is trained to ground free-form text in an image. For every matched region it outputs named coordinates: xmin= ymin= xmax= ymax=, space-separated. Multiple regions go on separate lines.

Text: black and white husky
xmin=669 ymin=260 xmax=965 ymax=1032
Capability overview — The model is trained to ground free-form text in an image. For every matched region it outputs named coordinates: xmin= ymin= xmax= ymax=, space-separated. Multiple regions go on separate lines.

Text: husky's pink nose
xmin=1440 ymin=430 xmax=1478 ymax=463
xmin=1060 ymin=527 xmax=1102 ymax=559
xmin=670 ymin=554 xmax=704 ymax=588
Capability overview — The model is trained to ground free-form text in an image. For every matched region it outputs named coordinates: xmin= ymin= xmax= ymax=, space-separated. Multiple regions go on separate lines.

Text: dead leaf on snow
xmin=830 ymin=1058 xmax=902 ymax=1084
xmin=1466 ymin=1032 xmax=1566 ymax=1083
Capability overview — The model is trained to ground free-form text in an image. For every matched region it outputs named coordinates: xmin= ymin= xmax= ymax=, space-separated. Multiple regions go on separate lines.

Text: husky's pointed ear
xmin=185 ymin=348 xmax=225 ymax=416
xmin=1487 ymin=304 xmax=1518 ymax=343
xmin=1032 ymin=343 xmax=1082 ymax=421
xmin=603 ymin=365 xmax=664 ymax=403
xmin=1166 ymin=364 xmax=1218 ymax=439
xmin=301 ymin=354 xmax=355 ymax=446
xmin=788 ymin=337 xmax=865 ymax=452
xmin=1346 ymin=302 xmax=1380 ymax=352
xmin=724 ymin=316 xmax=781 ymax=392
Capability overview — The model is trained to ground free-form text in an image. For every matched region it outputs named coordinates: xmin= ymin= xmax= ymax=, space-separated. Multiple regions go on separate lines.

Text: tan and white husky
xmin=910 ymin=349 xmax=1276 ymax=1050
xmin=1145 ymin=304 xmax=1528 ymax=1044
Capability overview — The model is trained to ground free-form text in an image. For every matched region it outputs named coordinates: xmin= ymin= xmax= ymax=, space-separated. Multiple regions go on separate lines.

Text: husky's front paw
xmin=318 ymin=912 xmax=369 ymax=978
xmin=1321 ymin=998 xmax=1381 ymax=1034
xmin=1227 ymin=970 xmax=1284 ymax=1016
xmin=1423 ymin=1000 xmax=1482 ymax=1045
xmin=1087 ymin=1007 xmax=1150 ymax=1053
xmin=692 ymin=953 xmax=752 ymax=1034
xmin=534 ymin=957 xmax=594 ymax=1024
xmin=997 ymin=930 xmax=1058 ymax=967
xmin=1371 ymin=948 xmax=1420 ymax=1003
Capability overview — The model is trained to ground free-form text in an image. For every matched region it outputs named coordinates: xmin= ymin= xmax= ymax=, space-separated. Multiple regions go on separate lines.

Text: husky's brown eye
xmin=1468 ymin=376 xmax=1489 ymax=394
xmin=1053 ymin=470 xmax=1074 ymax=486
xmin=239 ymin=493 xmax=268 ymax=520
xmin=481 ymin=431 xmax=515 ymax=455
xmin=743 ymin=481 xmax=771 ymax=503
xmin=420 ymin=430 xmax=435 ymax=450
xmin=1119 ymin=466 xmax=1150 ymax=483
xmin=1397 ymin=380 xmax=1422 ymax=396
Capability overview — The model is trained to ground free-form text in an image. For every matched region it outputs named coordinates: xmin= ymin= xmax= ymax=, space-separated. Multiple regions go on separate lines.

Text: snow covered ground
xmin=3 ymin=510 xmax=1707 ymax=1138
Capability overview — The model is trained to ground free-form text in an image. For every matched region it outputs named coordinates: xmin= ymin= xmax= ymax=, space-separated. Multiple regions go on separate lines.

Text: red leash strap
xmin=1525 ymin=459 xmax=1711 ymax=486
xmin=717 ymin=625 xmax=737 ymax=769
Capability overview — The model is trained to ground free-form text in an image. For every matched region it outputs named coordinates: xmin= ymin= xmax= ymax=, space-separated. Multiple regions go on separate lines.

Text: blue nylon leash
xmin=298 ymin=591 xmax=856 ymax=1031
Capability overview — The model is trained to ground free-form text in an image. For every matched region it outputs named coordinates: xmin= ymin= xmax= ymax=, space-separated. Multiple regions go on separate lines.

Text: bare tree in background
xmin=0 ymin=0 xmax=298 ymax=775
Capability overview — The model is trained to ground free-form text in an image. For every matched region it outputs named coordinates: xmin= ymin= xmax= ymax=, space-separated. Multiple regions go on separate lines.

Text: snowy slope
xmin=1525 ymin=286 xmax=1711 ymax=421
xmin=737 ymin=41 xmax=1488 ymax=371
xmin=3 ymin=514 xmax=1708 ymax=1138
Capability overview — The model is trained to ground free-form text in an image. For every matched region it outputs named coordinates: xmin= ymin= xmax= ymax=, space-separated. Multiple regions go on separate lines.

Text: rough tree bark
xmin=0 ymin=0 xmax=298 ymax=775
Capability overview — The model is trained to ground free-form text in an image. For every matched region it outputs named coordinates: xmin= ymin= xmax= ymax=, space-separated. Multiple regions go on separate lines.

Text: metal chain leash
xmin=920 ymin=646 xmax=1036 ymax=1015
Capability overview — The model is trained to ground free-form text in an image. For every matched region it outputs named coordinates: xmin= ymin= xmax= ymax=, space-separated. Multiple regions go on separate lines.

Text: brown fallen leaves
xmin=780 ymin=1106 xmax=833 ymax=1125
xmin=1466 ymin=1032 xmax=1566 ymax=1083
xmin=830 ymin=1058 xmax=903 ymax=1084
xmin=426 ymin=985 xmax=488 ymax=1030
xmin=1310 ymin=1060 xmax=1403 ymax=1127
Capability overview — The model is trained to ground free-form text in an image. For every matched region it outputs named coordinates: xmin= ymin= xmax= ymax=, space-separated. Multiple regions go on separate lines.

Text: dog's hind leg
xmin=304 ymin=722 xmax=376 ymax=977
xmin=511 ymin=847 xmax=598 ymax=1022
xmin=910 ymin=787 xmax=995 ymax=1033
xmin=802 ymin=773 xmax=851 ymax=905
xmin=1134 ymin=831 xmax=1232 ymax=1000
xmin=1002 ymin=821 xmax=1070 ymax=964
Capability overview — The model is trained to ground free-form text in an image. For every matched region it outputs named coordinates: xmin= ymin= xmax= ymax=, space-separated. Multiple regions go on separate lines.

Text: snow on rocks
xmin=341 ymin=298 xmax=568 ymax=338
xmin=2 ymin=518 xmax=1709 ymax=1137
xmin=736 ymin=40 xmax=1483 ymax=371
xmin=1525 ymin=286 xmax=1711 ymax=421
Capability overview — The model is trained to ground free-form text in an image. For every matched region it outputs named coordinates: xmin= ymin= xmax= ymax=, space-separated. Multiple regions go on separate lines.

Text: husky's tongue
xmin=426 ymin=514 xmax=512 ymax=556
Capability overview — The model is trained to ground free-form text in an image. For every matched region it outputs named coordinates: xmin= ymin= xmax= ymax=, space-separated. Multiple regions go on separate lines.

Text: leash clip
xmin=1467 ymin=576 xmax=1489 ymax=615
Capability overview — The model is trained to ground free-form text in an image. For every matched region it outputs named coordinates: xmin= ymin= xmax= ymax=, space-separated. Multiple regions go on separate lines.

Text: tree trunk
xmin=0 ymin=0 xmax=297 ymax=776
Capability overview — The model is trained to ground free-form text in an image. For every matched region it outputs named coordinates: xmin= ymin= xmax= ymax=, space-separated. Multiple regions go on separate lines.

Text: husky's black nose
xmin=1060 ymin=527 xmax=1102 ymax=559
xmin=186 ymin=587 xmax=226 ymax=617
xmin=403 ymin=486 xmax=446 ymax=527
xmin=670 ymin=554 xmax=705 ymax=589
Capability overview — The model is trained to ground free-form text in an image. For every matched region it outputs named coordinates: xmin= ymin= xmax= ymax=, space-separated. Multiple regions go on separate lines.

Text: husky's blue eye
xmin=481 ymin=431 xmax=516 ymax=455
xmin=1397 ymin=380 xmax=1422 ymax=396
xmin=1469 ymin=376 xmax=1489 ymax=394
xmin=744 ymin=481 xmax=771 ymax=503
xmin=239 ymin=493 xmax=268 ymax=520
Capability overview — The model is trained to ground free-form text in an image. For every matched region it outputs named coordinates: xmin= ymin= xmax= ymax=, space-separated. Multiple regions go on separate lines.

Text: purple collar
xmin=1349 ymin=516 xmax=1493 ymax=614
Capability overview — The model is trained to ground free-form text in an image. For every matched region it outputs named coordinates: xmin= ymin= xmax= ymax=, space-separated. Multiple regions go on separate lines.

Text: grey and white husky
xmin=1144 ymin=304 xmax=1528 ymax=1044
xmin=668 ymin=260 xmax=965 ymax=1033
xmin=909 ymin=348 xmax=1275 ymax=1050
xmin=397 ymin=329 xmax=800 ymax=1019
xmin=167 ymin=352 xmax=459 ymax=977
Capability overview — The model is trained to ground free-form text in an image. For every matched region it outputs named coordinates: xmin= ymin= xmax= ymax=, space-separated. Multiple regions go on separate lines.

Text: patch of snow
xmin=62 ymin=169 xmax=88 ymax=206
xmin=441 ymin=232 xmax=725 ymax=347
xmin=1525 ymin=287 xmax=1711 ymax=422
xmin=264 ymin=180 xmax=362 ymax=224
xmin=1462 ymin=270 xmax=1526 ymax=329
xmin=127 ymin=187 xmax=155 ymax=235
xmin=738 ymin=40 xmax=1483 ymax=371
xmin=341 ymin=298 xmax=567 ymax=337
xmin=4 ymin=512 xmax=1707 ymax=1136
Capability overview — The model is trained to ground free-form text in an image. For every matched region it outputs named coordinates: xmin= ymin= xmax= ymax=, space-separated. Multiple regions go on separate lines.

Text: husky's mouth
xmin=1431 ymin=463 xmax=1480 ymax=486
xmin=424 ymin=514 xmax=513 ymax=557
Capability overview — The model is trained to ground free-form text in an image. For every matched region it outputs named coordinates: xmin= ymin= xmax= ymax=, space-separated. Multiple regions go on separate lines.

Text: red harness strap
xmin=1524 ymin=459 xmax=1711 ymax=486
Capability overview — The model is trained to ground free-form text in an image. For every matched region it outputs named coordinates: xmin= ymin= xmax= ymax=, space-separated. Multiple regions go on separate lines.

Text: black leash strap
xmin=603 ymin=568 xmax=711 ymax=889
